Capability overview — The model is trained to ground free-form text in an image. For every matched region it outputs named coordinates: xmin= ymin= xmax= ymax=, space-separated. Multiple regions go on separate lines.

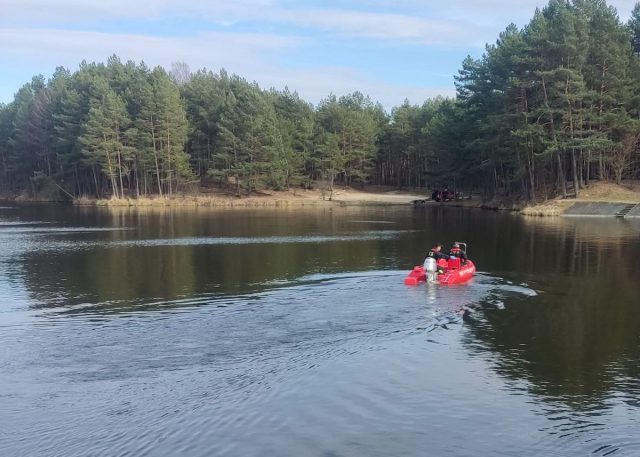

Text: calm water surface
xmin=0 ymin=204 xmax=639 ymax=456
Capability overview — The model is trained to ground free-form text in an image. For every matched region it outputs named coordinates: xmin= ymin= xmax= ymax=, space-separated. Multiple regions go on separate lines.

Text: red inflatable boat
xmin=404 ymin=256 xmax=476 ymax=286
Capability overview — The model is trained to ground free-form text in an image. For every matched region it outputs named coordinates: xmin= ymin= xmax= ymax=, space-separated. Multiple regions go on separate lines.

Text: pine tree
xmin=79 ymin=81 xmax=133 ymax=198
xmin=151 ymin=68 xmax=192 ymax=195
xmin=630 ymin=3 xmax=640 ymax=56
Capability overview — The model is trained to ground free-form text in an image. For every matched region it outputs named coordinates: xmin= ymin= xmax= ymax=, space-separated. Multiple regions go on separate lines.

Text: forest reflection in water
xmin=467 ymin=216 xmax=640 ymax=407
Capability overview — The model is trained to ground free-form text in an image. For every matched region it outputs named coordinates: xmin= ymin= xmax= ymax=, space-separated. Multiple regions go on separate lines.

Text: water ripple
xmin=1 ymin=207 xmax=638 ymax=457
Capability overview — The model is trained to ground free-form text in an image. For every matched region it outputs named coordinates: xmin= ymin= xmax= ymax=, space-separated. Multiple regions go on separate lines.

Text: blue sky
xmin=0 ymin=0 xmax=637 ymax=109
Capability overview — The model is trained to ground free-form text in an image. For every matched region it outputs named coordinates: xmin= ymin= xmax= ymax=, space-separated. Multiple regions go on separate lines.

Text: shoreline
xmin=520 ymin=182 xmax=640 ymax=217
xmin=3 ymin=182 xmax=638 ymax=215
xmin=72 ymin=188 xmax=430 ymax=208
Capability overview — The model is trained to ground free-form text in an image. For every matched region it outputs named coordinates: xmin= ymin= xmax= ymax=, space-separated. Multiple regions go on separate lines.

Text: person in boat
xmin=427 ymin=243 xmax=450 ymax=273
xmin=449 ymin=242 xmax=468 ymax=264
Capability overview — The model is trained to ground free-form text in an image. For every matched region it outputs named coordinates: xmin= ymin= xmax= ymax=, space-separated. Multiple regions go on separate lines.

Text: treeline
xmin=0 ymin=60 xmax=398 ymax=200
xmin=453 ymin=0 xmax=640 ymax=199
xmin=1 ymin=0 xmax=640 ymax=201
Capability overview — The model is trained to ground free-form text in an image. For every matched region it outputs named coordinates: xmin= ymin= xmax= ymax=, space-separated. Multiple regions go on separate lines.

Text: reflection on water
xmin=0 ymin=204 xmax=639 ymax=456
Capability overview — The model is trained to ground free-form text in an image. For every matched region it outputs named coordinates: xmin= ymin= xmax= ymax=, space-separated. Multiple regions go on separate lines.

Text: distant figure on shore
xmin=431 ymin=188 xmax=456 ymax=202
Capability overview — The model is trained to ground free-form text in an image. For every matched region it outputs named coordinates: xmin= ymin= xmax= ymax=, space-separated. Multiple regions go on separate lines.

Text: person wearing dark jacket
xmin=427 ymin=243 xmax=450 ymax=260
xmin=449 ymin=242 xmax=468 ymax=264
xmin=427 ymin=243 xmax=450 ymax=273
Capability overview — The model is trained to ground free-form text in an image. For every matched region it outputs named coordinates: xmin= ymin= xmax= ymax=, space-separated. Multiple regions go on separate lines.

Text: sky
xmin=0 ymin=0 xmax=637 ymax=109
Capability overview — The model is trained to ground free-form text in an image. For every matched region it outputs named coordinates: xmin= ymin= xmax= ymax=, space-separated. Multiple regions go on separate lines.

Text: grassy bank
xmin=72 ymin=187 xmax=429 ymax=208
xmin=426 ymin=181 xmax=640 ymax=216
xmin=521 ymin=182 xmax=640 ymax=216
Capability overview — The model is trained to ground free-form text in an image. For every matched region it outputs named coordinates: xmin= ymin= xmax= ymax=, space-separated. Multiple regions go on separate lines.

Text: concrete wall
xmin=626 ymin=204 xmax=640 ymax=218
xmin=563 ymin=202 xmax=639 ymax=217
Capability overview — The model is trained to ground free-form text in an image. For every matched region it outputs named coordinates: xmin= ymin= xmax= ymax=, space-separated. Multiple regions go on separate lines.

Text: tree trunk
xmin=542 ymin=75 xmax=565 ymax=197
xmin=598 ymin=58 xmax=607 ymax=182
xmin=104 ymin=135 xmax=118 ymax=198
xmin=134 ymin=157 xmax=140 ymax=197
xmin=556 ymin=152 xmax=567 ymax=199
xmin=564 ymin=75 xmax=579 ymax=198
xmin=527 ymin=147 xmax=535 ymax=201
xmin=92 ymin=166 xmax=100 ymax=198
xmin=329 ymin=171 xmax=334 ymax=201
xmin=117 ymin=148 xmax=125 ymax=198
xmin=571 ymin=149 xmax=579 ymax=198
xmin=167 ymin=129 xmax=173 ymax=196
xmin=151 ymin=116 xmax=162 ymax=196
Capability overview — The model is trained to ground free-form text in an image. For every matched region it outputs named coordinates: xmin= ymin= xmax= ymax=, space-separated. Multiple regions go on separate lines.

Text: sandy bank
xmin=73 ymin=187 xmax=430 ymax=208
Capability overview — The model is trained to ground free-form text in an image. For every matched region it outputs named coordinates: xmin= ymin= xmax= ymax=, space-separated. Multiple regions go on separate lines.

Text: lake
xmin=1 ymin=204 xmax=639 ymax=456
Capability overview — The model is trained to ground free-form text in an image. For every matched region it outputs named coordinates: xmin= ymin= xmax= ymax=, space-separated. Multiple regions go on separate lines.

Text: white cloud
xmin=0 ymin=28 xmax=451 ymax=108
xmin=0 ymin=0 xmax=276 ymax=25
xmin=275 ymin=9 xmax=470 ymax=44
xmin=0 ymin=0 xmax=482 ymax=45
xmin=2 ymin=0 xmax=637 ymax=43
xmin=0 ymin=28 xmax=299 ymax=73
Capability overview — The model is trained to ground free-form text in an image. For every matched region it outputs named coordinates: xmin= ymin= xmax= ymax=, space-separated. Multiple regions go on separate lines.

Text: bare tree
xmin=169 ymin=61 xmax=192 ymax=86
xmin=610 ymin=131 xmax=640 ymax=185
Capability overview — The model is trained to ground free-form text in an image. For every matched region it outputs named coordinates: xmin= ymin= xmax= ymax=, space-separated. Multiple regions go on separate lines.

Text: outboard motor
xmin=423 ymin=257 xmax=438 ymax=282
